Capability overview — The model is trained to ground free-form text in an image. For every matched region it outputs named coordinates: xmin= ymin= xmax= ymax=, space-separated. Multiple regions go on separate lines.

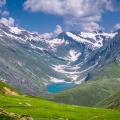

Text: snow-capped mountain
xmin=57 ymin=30 xmax=116 ymax=49
xmin=0 ymin=23 xmax=116 ymax=50
xmin=0 ymin=23 xmax=43 ymax=42
xmin=0 ymin=23 xmax=118 ymax=95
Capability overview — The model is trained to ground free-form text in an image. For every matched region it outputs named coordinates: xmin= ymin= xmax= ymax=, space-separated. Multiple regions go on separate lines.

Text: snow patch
xmin=47 ymin=38 xmax=65 ymax=51
xmin=30 ymin=43 xmax=46 ymax=51
xmin=50 ymin=77 xmax=65 ymax=83
xmin=66 ymin=32 xmax=92 ymax=44
xmin=69 ymin=50 xmax=81 ymax=61
xmin=48 ymin=38 xmax=64 ymax=45
xmin=10 ymin=27 xmax=22 ymax=34
xmin=60 ymin=50 xmax=81 ymax=61
xmin=52 ymin=64 xmax=80 ymax=82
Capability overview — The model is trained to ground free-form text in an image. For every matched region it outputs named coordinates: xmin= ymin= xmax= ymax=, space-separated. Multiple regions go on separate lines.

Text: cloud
xmin=80 ymin=22 xmax=103 ymax=32
xmin=23 ymin=0 xmax=120 ymax=32
xmin=104 ymin=0 xmax=120 ymax=12
xmin=114 ymin=23 xmax=120 ymax=30
xmin=0 ymin=17 xmax=15 ymax=27
xmin=0 ymin=0 xmax=6 ymax=7
xmin=54 ymin=25 xmax=63 ymax=35
xmin=23 ymin=0 xmax=103 ymax=21
xmin=1 ymin=10 xmax=9 ymax=16
xmin=40 ymin=25 xmax=63 ymax=38
xmin=0 ymin=0 xmax=10 ymax=17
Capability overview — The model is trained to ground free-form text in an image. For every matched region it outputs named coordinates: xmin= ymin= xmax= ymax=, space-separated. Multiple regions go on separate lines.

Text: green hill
xmin=95 ymin=90 xmax=120 ymax=109
xmin=0 ymin=80 xmax=120 ymax=120
xmin=0 ymin=80 xmax=20 ymax=95
xmin=45 ymin=61 xmax=120 ymax=107
xmin=0 ymin=94 xmax=120 ymax=120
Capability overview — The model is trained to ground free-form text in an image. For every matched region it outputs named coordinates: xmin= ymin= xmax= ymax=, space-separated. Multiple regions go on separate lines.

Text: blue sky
xmin=0 ymin=0 xmax=120 ymax=35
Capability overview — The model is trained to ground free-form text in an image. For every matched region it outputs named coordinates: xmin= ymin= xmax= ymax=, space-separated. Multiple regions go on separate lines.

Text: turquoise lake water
xmin=46 ymin=82 xmax=76 ymax=93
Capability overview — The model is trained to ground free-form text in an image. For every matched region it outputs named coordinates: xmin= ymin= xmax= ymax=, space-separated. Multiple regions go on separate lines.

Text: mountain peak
xmin=70 ymin=30 xmax=81 ymax=35
xmin=92 ymin=30 xmax=104 ymax=34
xmin=0 ymin=23 xmax=11 ymax=32
xmin=0 ymin=23 xmax=42 ymax=42
xmin=113 ymin=29 xmax=120 ymax=33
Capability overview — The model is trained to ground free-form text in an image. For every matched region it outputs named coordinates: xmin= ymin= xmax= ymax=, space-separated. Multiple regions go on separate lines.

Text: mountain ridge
xmin=0 ymin=23 xmax=119 ymax=95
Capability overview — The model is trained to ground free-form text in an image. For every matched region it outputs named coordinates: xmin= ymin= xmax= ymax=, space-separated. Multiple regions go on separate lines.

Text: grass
xmin=0 ymin=94 xmax=120 ymax=120
xmin=0 ymin=78 xmax=120 ymax=120
xmin=95 ymin=90 xmax=120 ymax=109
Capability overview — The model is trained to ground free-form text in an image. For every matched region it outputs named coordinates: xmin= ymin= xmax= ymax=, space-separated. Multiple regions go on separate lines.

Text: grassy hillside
xmin=45 ymin=61 xmax=120 ymax=107
xmin=95 ymin=90 xmax=120 ymax=109
xmin=0 ymin=80 xmax=20 ymax=95
xmin=0 ymin=80 xmax=120 ymax=120
xmin=0 ymin=94 xmax=120 ymax=120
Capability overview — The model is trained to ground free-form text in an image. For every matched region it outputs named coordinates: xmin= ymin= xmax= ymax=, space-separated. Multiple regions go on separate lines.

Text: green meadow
xmin=0 ymin=94 xmax=120 ymax=120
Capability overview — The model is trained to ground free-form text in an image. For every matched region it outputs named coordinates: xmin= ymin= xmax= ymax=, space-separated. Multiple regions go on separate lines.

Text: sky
xmin=0 ymin=0 xmax=120 ymax=37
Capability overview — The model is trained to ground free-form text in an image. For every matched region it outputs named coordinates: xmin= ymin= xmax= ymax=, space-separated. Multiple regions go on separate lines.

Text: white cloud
xmin=80 ymin=22 xmax=103 ymax=32
xmin=104 ymin=0 xmax=120 ymax=12
xmin=40 ymin=25 xmax=63 ymax=38
xmin=23 ymin=0 xmax=104 ymax=21
xmin=114 ymin=23 xmax=120 ymax=30
xmin=0 ymin=17 xmax=15 ymax=27
xmin=0 ymin=0 xmax=6 ymax=7
xmin=1 ymin=10 xmax=9 ymax=16
xmin=0 ymin=0 xmax=10 ymax=17
xmin=54 ymin=25 xmax=63 ymax=35
xmin=23 ymin=0 xmax=120 ymax=32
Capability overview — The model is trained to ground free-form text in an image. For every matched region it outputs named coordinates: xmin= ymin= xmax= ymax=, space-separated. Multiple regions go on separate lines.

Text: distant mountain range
xmin=0 ymin=23 xmax=119 ymax=95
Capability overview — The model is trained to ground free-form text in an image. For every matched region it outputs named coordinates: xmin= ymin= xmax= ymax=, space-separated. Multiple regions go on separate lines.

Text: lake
xmin=46 ymin=82 xmax=76 ymax=93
